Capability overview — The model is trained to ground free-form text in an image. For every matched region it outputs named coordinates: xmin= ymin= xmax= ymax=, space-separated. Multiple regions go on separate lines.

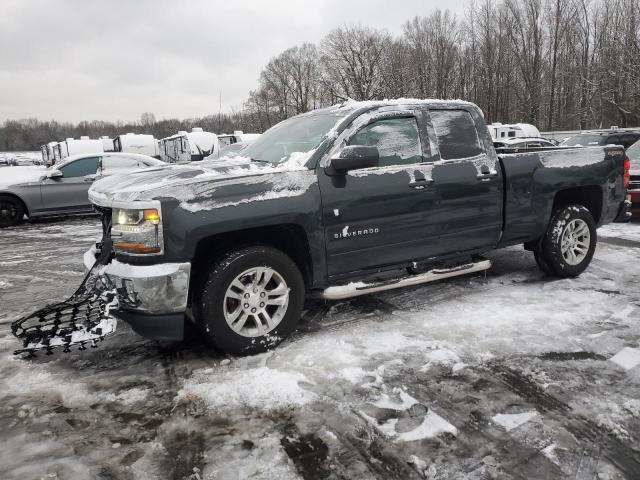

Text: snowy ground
xmin=1 ymin=217 xmax=640 ymax=479
xmin=0 ymin=151 xmax=42 ymax=166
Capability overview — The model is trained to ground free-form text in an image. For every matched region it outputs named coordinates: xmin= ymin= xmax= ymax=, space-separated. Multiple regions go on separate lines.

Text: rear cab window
xmin=428 ymin=109 xmax=483 ymax=160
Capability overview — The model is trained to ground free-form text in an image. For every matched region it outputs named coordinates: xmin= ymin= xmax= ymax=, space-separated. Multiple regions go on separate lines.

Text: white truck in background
xmin=489 ymin=123 xmax=540 ymax=141
xmin=113 ymin=133 xmax=159 ymax=159
xmin=159 ymin=128 xmax=218 ymax=163
xmin=53 ymin=137 xmax=104 ymax=162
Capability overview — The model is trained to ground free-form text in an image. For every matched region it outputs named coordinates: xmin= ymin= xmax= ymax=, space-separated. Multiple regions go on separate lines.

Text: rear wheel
xmin=0 ymin=195 xmax=25 ymax=227
xmin=196 ymin=246 xmax=305 ymax=355
xmin=540 ymin=205 xmax=597 ymax=278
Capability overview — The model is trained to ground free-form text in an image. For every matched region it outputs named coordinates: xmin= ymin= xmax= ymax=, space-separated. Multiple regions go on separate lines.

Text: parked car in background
xmin=561 ymin=130 xmax=640 ymax=148
xmin=0 ymin=152 xmax=163 ymax=227
xmin=626 ymin=139 xmax=640 ymax=218
xmin=493 ymin=137 xmax=556 ymax=149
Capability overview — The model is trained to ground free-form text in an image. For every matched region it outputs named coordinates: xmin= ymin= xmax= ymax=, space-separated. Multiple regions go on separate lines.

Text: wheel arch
xmin=552 ymin=185 xmax=603 ymax=224
xmin=190 ymin=223 xmax=314 ymax=295
xmin=0 ymin=191 xmax=29 ymax=217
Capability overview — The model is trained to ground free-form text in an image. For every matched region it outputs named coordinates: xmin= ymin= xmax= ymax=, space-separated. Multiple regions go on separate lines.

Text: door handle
xmin=408 ymin=179 xmax=433 ymax=190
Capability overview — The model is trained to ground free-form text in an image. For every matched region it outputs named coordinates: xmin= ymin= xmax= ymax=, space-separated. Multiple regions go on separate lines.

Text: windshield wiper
xmin=250 ymin=158 xmax=270 ymax=163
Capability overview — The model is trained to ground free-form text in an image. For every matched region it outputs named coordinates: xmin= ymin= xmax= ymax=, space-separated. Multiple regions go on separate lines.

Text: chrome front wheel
xmin=223 ymin=266 xmax=290 ymax=338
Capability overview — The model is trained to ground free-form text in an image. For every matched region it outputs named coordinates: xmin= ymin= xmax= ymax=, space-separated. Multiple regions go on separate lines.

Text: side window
xmin=101 ymin=155 xmax=141 ymax=172
xmin=59 ymin=157 xmax=99 ymax=177
xmin=527 ymin=142 xmax=543 ymax=148
xmin=347 ymin=117 xmax=422 ymax=167
xmin=429 ymin=110 xmax=483 ymax=160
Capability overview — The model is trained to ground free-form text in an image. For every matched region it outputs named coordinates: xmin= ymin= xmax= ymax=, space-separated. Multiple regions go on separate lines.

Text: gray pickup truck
xmin=81 ymin=99 xmax=630 ymax=355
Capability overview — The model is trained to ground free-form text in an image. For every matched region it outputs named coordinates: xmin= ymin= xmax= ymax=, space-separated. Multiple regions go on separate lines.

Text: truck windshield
xmin=241 ymin=113 xmax=345 ymax=164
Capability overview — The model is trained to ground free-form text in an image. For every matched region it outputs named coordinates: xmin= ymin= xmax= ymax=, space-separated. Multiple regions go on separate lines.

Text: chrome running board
xmin=321 ymin=259 xmax=492 ymax=300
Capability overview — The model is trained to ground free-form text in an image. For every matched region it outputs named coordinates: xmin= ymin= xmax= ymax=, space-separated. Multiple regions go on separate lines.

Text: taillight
xmin=624 ymin=156 xmax=630 ymax=189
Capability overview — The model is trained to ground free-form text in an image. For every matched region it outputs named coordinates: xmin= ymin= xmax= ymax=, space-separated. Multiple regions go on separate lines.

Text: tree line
xmin=2 ymin=0 xmax=639 ymax=151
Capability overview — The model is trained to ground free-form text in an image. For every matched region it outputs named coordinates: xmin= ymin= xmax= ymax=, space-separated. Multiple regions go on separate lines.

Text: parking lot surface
xmin=1 ymin=217 xmax=639 ymax=479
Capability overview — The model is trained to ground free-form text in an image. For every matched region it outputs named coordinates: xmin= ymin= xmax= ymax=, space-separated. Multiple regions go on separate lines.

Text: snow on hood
xmin=89 ymin=151 xmax=316 ymax=207
xmin=0 ymin=165 xmax=47 ymax=190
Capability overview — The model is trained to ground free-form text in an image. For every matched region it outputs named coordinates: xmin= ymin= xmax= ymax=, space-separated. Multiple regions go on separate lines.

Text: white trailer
xmin=101 ymin=136 xmax=115 ymax=152
xmin=53 ymin=137 xmax=104 ymax=161
xmin=40 ymin=141 xmax=58 ymax=166
xmin=217 ymin=130 xmax=261 ymax=147
xmin=113 ymin=133 xmax=159 ymax=158
xmin=489 ymin=123 xmax=540 ymax=140
xmin=159 ymin=128 xmax=218 ymax=163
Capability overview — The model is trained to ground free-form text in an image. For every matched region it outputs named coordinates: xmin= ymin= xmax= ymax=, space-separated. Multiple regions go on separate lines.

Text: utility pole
xmin=218 ymin=92 xmax=222 ymax=133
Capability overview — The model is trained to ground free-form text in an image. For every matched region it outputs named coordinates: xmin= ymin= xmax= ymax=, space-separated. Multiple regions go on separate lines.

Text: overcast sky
xmin=0 ymin=0 xmax=466 ymax=123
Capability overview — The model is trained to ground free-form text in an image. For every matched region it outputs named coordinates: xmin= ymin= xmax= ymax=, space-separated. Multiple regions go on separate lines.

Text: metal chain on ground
xmin=11 ymin=244 xmax=119 ymax=357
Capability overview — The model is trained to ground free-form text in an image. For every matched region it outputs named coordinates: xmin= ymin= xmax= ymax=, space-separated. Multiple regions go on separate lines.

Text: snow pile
xmin=492 ymin=411 xmax=539 ymax=431
xmin=178 ymin=366 xmax=315 ymax=411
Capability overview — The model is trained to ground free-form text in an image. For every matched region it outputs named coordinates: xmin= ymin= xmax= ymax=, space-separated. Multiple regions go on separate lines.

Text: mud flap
xmin=11 ymin=242 xmax=119 ymax=356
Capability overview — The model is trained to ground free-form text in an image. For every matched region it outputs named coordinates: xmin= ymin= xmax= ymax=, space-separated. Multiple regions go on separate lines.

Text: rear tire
xmin=541 ymin=204 xmax=597 ymax=278
xmin=195 ymin=246 xmax=305 ymax=355
xmin=0 ymin=195 xmax=25 ymax=227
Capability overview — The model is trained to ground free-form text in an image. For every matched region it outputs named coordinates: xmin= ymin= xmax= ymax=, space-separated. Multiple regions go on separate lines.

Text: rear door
xmin=426 ymin=108 xmax=504 ymax=254
xmin=40 ymin=156 xmax=100 ymax=213
xmin=317 ymin=108 xmax=440 ymax=277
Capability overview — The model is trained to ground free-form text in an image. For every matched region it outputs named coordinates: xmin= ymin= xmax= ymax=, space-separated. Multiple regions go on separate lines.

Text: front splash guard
xmin=11 ymin=242 xmax=119 ymax=356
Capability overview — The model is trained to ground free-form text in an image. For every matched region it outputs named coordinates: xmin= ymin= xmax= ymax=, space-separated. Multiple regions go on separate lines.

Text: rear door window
xmin=429 ymin=110 xmax=483 ymax=160
xmin=101 ymin=155 xmax=141 ymax=172
xmin=59 ymin=157 xmax=99 ymax=177
xmin=347 ymin=117 xmax=422 ymax=167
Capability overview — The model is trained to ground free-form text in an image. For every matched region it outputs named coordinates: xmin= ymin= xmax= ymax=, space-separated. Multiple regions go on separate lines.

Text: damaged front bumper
xmin=84 ymin=245 xmax=191 ymax=340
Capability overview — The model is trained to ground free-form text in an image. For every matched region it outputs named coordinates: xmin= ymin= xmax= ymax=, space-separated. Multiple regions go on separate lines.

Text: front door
xmin=40 ymin=156 xmax=100 ymax=213
xmin=318 ymin=110 xmax=440 ymax=277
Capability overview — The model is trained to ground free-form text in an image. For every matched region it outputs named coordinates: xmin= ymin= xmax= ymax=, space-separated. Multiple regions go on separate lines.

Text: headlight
xmin=111 ymin=207 xmax=163 ymax=255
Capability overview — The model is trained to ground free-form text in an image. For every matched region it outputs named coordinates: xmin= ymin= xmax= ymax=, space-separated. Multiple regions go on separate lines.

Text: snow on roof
xmin=117 ymin=133 xmax=156 ymax=148
xmin=324 ymin=98 xmax=476 ymax=114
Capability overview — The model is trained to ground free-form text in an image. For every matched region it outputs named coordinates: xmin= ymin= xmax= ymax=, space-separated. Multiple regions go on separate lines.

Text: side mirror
xmin=47 ymin=169 xmax=63 ymax=179
xmin=325 ymin=145 xmax=379 ymax=176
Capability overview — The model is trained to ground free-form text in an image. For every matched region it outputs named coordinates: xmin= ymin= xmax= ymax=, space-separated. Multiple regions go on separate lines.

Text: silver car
xmin=0 ymin=152 xmax=164 ymax=227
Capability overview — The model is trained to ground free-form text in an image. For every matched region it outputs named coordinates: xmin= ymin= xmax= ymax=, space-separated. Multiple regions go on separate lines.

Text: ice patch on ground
xmin=395 ymin=410 xmax=458 ymax=442
xmin=178 ymin=366 xmax=315 ymax=410
xmin=609 ymin=347 xmax=640 ymax=370
xmin=492 ymin=411 xmax=539 ymax=431
xmin=371 ymin=388 xmax=418 ymax=410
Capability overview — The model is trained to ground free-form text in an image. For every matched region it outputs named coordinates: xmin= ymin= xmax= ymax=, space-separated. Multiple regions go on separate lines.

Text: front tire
xmin=541 ymin=205 xmax=597 ymax=278
xmin=196 ymin=246 xmax=305 ymax=355
xmin=0 ymin=195 xmax=25 ymax=227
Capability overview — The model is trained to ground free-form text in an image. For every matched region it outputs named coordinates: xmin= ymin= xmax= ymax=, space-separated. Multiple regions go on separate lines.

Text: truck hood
xmin=0 ymin=166 xmax=47 ymax=190
xmin=88 ymin=157 xmax=317 ymax=211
